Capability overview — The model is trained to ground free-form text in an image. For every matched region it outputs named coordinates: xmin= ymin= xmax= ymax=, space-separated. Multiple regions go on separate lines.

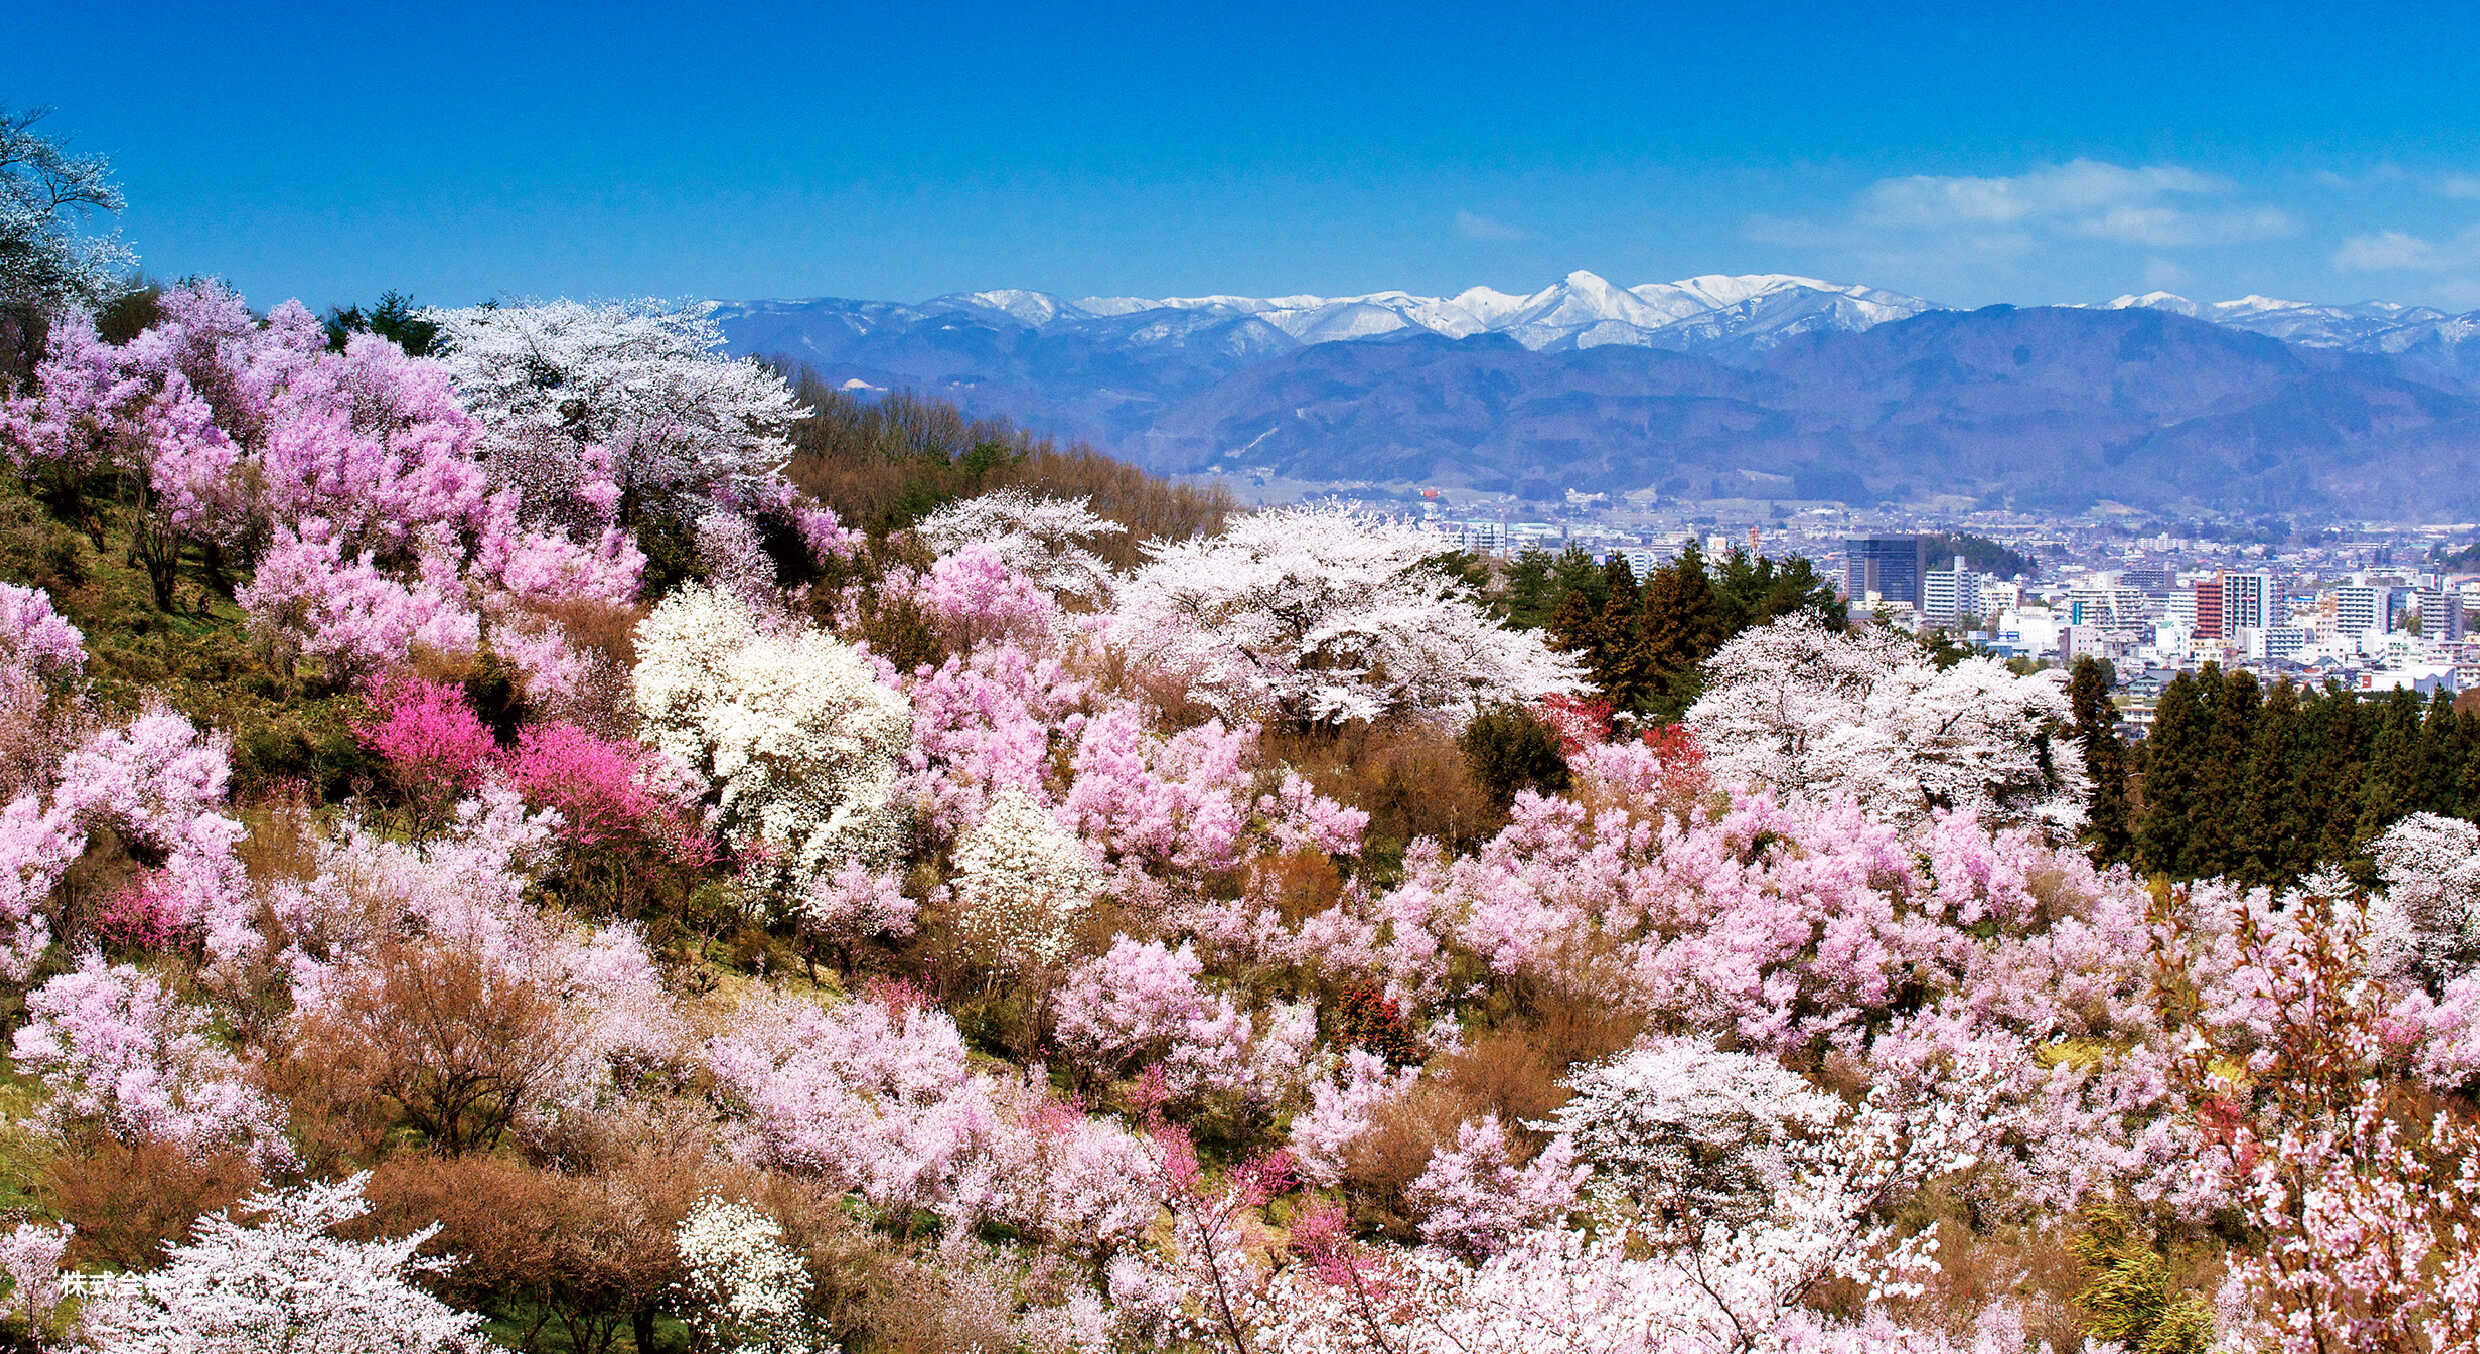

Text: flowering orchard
xmin=0 ymin=281 xmax=2470 ymax=1354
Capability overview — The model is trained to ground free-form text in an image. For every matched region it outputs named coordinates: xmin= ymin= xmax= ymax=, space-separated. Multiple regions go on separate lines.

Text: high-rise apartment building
xmin=2193 ymin=577 xmax=2224 ymax=640
xmin=2220 ymin=571 xmax=2275 ymax=632
xmin=2418 ymin=587 xmax=2469 ymax=641
xmin=1923 ymin=555 xmax=1987 ymax=625
xmin=1845 ymin=537 xmax=1925 ymax=607
xmin=2332 ymin=585 xmax=2387 ymax=637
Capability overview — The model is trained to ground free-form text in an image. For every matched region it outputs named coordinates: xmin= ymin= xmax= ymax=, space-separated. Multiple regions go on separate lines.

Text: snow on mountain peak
xmin=773 ymin=273 xmax=2470 ymax=361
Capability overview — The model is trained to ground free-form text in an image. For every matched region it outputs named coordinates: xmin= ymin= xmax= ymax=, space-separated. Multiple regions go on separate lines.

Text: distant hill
xmin=715 ymin=273 xmax=2480 ymax=518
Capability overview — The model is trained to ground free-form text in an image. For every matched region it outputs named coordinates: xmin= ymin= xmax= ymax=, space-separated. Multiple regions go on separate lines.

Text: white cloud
xmin=1855 ymin=160 xmax=2226 ymax=229
xmin=1761 ymin=158 xmax=2294 ymax=265
xmin=2437 ymin=173 xmax=2480 ymax=201
xmin=2143 ymin=257 xmax=2191 ymax=291
xmin=1850 ymin=159 xmax=2293 ymax=247
xmin=2333 ymin=224 xmax=2480 ymax=307
xmin=2333 ymin=229 xmax=2447 ymax=272
xmin=1454 ymin=209 xmax=1527 ymax=242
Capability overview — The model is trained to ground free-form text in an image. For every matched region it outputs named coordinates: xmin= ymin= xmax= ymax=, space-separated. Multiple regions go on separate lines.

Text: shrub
xmin=1460 ymin=705 xmax=1572 ymax=809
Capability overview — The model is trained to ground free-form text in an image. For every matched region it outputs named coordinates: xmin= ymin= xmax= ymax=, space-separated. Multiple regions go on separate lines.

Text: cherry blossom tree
xmin=11 ymin=951 xmax=291 ymax=1163
xmin=1689 ymin=614 xmax=2087 ymax=835
xmin=2366 ymin=811 xmax=2480 ymax=986
xmin=1542 ymin=1038 xmax=1843 ymax=1225
xmin=1 ymin=105 xmax=136 ymax=313
xmin=70 ymin=1173 xmax=495 ymax=1354
xmin=1112 ymin=504 xmax=1585 ymax=726
xmin=424 ymin=298 xmax=803 ymax=516
xmin=914 ymin=488 xmax=1124 ymax=606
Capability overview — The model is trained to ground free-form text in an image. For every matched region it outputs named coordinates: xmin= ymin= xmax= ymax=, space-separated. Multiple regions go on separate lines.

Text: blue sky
xmin=11 ymin=1 xmax=2480 ymax=312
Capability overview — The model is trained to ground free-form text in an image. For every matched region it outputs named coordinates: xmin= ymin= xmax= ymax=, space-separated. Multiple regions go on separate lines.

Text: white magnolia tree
xmin=950 ymin=787 xmax=1101 ymax=974
xmin=915 ymin=488 xmax=1123 ymax=606
xmin=1 ymin=107 xmax=136 ymax=314
xmin=1689 ymin=614 xmax=2088 ymax=836
xmin=70 ymin=1174 xmax=494 ymax=1354
xmin=425 ymin=298 xmax=802 ymax=513
xmin=634 ymin=582 xmax=911 ymax=877
xmin=673 ymin=1195 xmax=836 ymax=1354
xmin=1111 ymin=504 xmax=1584 ymax=726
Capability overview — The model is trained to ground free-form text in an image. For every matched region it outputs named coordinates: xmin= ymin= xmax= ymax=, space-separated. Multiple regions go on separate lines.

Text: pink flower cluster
xmin=1052 ymin=935 xmax=1317 ymax=1103
xmin=705 ymin=989 xmax=1160 ymax=1252
xmin=11 ymin=951 xmax=291 ymax=1163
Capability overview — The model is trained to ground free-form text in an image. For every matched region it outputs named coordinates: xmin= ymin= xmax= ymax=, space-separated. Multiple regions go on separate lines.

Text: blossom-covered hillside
xmin=0 ymin=279 xmax=2474 ymax=1354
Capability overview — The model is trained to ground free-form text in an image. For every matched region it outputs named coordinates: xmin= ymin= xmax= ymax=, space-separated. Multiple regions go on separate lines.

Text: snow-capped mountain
xmin=712 ymin=272 xmax=2480 ymax=519
xmin=2094 ymin=291 xmax=2453 ymax=348
xmin=739 ymin=271 xmax=1942 ymax=358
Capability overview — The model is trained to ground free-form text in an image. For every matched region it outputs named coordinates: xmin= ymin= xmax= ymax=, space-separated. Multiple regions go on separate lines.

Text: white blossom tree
xmin=673 ymin=1196 xmax=836 ymax=1354
xmin=950 ymin=788 xmax=1100 ymax=975
xmin=634 ymin=583 xmax=911 ymax=877
xmin=915 ymin=487 xmax=1124 ymax=606
xmin=1112 ymin=504 xmax=1585 ymax=726
xmin=1 ymin=107 xmax=135 ymax=314
xmin=1540 ymin=1038 xmax=1843 ymax=1224
xmin=1689 ymin=614 xmax=2087 ymax=835
xmin=424 ymin=298 xmax=802 ymax=514
xmin=2368 ymin=811 xmax=2480 ymax=986
xmin=71 ymin=1174 xmax=494 ymax=1354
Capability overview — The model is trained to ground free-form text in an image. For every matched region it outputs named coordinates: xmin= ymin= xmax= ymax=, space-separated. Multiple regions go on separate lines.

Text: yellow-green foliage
xmin=2072 ymin=1207 xmax=2213 ymax=1354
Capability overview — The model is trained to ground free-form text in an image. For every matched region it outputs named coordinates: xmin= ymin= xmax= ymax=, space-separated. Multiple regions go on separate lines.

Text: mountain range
xmin=714 ymin=272 xmax=2480 ymax=519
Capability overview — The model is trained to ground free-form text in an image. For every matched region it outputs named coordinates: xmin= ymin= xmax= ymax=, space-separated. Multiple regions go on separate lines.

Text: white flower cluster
xmin=2368 ymin=811 xmax=2480 ymax=985
xmin=70 ymin=1174 xmax=492 ymax=1354
xmin=915 ymin=487 xmax=1124 ymax=606
xmin=426 ymin=297 xmax=803 ymax=511
xmin=674 ymin=1195 xmax=836 ymax=1354
xmin=950 ymin=787 xmax=1100 ymax=974
xmin=1543 ymin=1037 xmax=1844 ymax=1223
xmin=1112 ymin=504 xmax=1584 ymax=726
xmin=634 ymin=583 xmax=911 ymax=877
xmin=1690 ymin=613 xmax=2090 ymax=836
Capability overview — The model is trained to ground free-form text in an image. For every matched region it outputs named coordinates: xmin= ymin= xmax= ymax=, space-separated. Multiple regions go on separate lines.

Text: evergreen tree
xmin=1547 ymin=586 xmax=1604 ymax=664
xmin=1501 ymin=548 xmax=1557 ymax=629
xmin=1713 ymin=548 xmax=1845 ymax=635
xmin=2135 ymin=671 xmax=2205 ymax=879
xmin=2184 ymin=665 xmax=2258 ymax=879
xmin=1461 ymin=705 xmax=1572 ymax=808
xmin=2304 ymin=685 xmax=2369 ymax=873
xmin=1592 ymin=590 xmax=1652 ymax=710
xmin=2236 ymin=679 xmax=2310 ymax=890
xmin=2067 ymin=657 xmax=2132 ymax=865
xmin=2356 ymin=688 xmax=2427 ymax=850
xmin=2419 ymin=689 xmax=2459 ymax=814
xmin=1547 ymin=546 xmax=1607 ymax=613
xmin=1638 ymin=542 xmax=1726 ymax=721
xmin=2454 ymin=706 xmax=2480 ymax=819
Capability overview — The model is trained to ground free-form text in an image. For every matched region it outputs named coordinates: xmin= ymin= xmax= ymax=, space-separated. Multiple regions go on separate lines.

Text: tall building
xmin=1923 ymin=555 xmax=1986 ymax=625
xmin=2332 ymin=585 xmax=2387 ymax=637
xmin=2221 ymin=571 xmax=2275 ymax=632
xmin=1845 ymin=536 xmax=1925 ymax=607
xmin=2418 ymin=587 xmax=2469 ymax=641
xmin=2121 ymin=565 xmax=2173 ymax=595
xmin=2193 ymin=577 xmax=2224 ymax=641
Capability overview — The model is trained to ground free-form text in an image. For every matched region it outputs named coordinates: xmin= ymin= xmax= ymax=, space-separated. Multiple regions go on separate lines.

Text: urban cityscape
xmin=1398 ymin=492 xmax=2477 ymax=732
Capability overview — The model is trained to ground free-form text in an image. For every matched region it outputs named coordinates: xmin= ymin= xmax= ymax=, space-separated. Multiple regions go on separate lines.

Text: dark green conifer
xmin=2135 ymin=671 xmax=2204 ymax=879
xmin=2067 ymin=657 xmax=2132 ymax=865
